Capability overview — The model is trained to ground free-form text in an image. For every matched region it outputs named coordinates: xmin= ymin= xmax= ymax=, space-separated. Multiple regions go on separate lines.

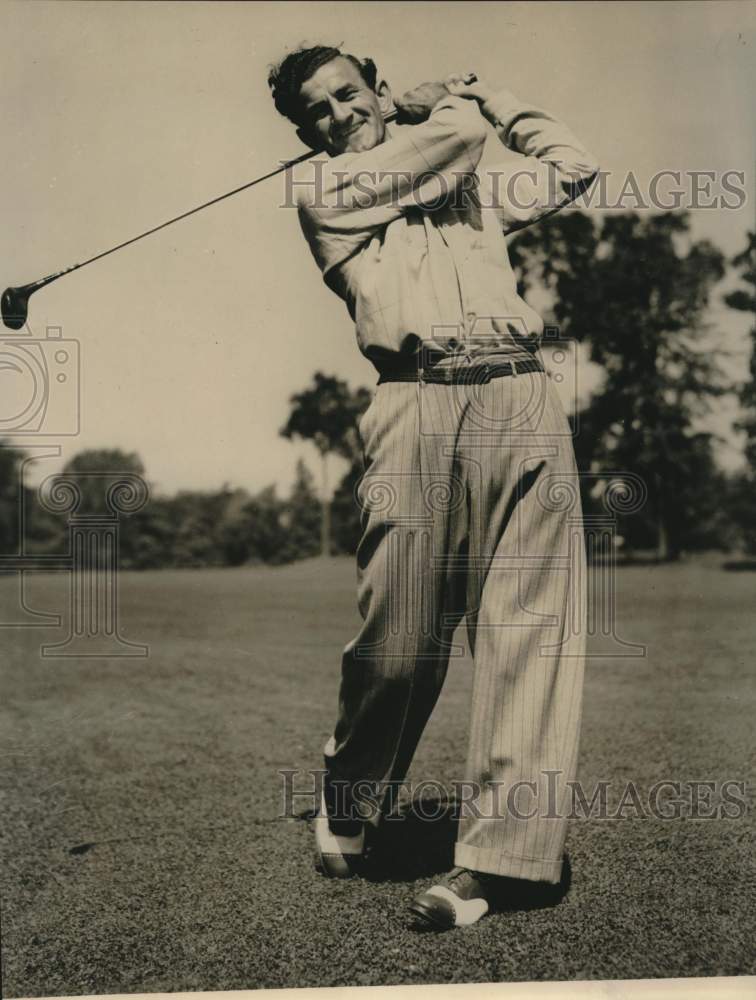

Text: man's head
xmin=268 ymin=45 xmax=392 ymax=156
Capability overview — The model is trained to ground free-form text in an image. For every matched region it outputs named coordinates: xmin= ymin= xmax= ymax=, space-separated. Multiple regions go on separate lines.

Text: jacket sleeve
xmin=477 ymin=88 xmax=600 ymax=233
xmin=295 ymin=95 xmax=488 ymax=279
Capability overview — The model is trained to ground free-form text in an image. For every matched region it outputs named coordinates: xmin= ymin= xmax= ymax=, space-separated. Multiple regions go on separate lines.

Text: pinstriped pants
xmin=325 ymin=368 xmax=586 ymax=883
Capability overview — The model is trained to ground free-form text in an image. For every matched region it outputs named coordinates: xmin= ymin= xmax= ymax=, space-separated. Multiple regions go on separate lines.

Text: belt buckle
xmin=470 ymin=361 xmax=492 ymax=385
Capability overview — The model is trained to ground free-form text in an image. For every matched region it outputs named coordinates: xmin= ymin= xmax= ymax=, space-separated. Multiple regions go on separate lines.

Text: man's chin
xmin=333 ymin=127 xmax=382 ymax=155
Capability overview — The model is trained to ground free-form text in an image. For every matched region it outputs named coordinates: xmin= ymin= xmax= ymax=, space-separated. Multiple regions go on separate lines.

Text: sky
xmin=1 ymin=0 xmax=754 ymax=498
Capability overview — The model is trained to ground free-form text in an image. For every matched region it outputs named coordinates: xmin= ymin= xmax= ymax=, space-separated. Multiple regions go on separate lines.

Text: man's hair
xmin=268 ymin=45 xmax=378 ymax=126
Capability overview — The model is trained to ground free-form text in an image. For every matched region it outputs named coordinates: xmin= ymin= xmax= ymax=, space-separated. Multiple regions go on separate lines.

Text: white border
xmin=12 ymin=978 xmax=756 ymax=1000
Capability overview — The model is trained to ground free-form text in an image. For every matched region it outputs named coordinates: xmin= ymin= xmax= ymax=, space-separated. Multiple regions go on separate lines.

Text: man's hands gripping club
xmin=394 ymin=72 xmax=494 ymax=124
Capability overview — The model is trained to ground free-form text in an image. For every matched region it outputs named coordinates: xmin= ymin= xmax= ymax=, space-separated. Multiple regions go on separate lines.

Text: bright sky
xmin=2 ymin=1 xmax=754 ymax=497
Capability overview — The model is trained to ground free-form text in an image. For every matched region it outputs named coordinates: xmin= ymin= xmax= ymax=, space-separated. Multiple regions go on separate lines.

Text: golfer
xmin=268 ymin=45 xmax=598 ymax=930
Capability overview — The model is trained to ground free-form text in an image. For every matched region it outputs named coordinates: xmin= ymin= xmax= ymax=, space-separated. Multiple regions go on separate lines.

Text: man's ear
xmin=375 ymin=78 xmax=393 ymax=117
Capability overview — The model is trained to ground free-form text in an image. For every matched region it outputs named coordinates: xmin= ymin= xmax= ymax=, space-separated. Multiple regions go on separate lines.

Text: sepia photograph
xmin=0 ymin=2 xmax=754 ymax=998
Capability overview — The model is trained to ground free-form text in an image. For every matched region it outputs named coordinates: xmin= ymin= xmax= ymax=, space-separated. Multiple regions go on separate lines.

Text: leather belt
xmin=376 ymin=356 xmax=545 ymax=385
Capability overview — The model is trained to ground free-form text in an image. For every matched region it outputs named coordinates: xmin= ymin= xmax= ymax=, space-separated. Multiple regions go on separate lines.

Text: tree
xmin=723 ymin=231 xmax=756 ymax=553
xmin=215 ymin=487 xmax=255 ymax=567
xmin=724 ymin=231 xmax=756 ymax=465
xmin=59 ymin=449 xmax=147 ymax=566
xmin=330 ymin=460 xmax=364 ymax=555
xmin=0 ymin=441 xmax=27 ymax=554
xmin=510 ymin=211 xmax=728 ymax=560
xmin=236 ymin=485 xmax=287 ymax=564
xmin=128 ymin=494 xmax=181 ymax=569
xmin=280 ymin=373 xmax=371 ymax=557
xmin=278 ymin=459 xmax=322 ymax=562
xmin=165 ymin=486 xmax=242 ymax=567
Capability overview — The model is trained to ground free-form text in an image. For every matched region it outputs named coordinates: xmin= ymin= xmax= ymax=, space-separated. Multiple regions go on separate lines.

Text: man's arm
xmin=447 ymin=76 xmax=599 ymax=232
xmin=295 ymin=95 xmax=487 ymax=279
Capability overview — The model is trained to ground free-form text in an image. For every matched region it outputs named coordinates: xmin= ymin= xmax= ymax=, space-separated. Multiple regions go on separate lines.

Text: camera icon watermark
xmin=539 ymin=324 xmax=581 ymax=431
xmin=0 ymin=325 xmax=80 ymax=435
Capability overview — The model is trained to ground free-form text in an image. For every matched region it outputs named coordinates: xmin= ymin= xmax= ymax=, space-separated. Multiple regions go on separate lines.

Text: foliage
xmin=329 ymin=461 xmax=364 ymax=555
xmin=280 ymin=372 xmax=371 ymax=555
xmin=511 ymin=210 xmax=729 ymax=559
xmin=1 ymin=218 xmax=752 ymax=565
xmin=722 ymin=231 xmax=756 ymax=552
xmin=0 ymin=444 xmax=26 ymax=554
xmin=278 ymin=460 xmax=322 ymax=562
xmin=281 ymin=372 xmax=371 ymax=460
xmin=58 ymin=448 xmax=147 ymax=565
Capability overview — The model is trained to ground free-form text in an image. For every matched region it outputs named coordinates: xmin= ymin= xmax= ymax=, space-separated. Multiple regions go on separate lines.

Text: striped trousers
xmin=325 ymin=368 xmax=586 ymax=883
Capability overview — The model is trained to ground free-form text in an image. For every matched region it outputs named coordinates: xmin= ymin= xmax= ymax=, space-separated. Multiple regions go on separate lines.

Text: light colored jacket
xmin=294 ymin=90 xmax=599 ymax=372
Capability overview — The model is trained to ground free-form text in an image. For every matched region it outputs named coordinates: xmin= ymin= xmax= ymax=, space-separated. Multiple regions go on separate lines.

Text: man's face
xmin=297 ymin=57 xmax=391 ymax=156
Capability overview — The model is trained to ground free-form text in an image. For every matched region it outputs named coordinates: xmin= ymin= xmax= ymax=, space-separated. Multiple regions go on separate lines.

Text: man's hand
xmin=394 ymin=72 xmax=486 ymax=125
xmin=394 ymin=81 xmax=450 ymax=125
xmin=444 ymin=73 xmax=494 ymax=108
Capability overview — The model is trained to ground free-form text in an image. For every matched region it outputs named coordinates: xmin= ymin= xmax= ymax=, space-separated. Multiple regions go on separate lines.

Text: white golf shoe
xmin=313 ymin=792 xmax=365 ymax=878
xmin=410 ymin=867 xmax=498 ymax=929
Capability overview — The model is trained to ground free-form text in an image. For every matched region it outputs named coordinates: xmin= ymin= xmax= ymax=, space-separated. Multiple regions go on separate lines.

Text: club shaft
xmin=62 ymin=108 xmax=399 ymax=279
xmin=2 ymin=107 xmax=400 ymax=328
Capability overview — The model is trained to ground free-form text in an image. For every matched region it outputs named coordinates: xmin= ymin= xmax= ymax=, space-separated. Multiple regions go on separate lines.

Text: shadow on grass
xmin=361 ymin=794 xmax=572 ymax=910
xmin=363 ymin=795 xmax=456 ymax=882
xmin=722 ymin=560 xmax=756 ymax=572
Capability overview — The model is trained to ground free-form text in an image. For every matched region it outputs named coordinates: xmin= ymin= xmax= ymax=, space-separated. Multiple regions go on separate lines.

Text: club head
xmin=1 ymin=271 xmax=67 ymax=330
xmin=1 ymin=286 xmax=30 ymax=330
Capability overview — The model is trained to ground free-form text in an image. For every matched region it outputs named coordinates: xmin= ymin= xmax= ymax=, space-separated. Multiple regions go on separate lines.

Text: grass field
xmin=0 ymin=557 xmax=754 ymax=995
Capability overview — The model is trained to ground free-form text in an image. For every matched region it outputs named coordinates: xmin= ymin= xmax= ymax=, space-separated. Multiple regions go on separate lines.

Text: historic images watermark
xmin=0 ymin=323 xmax=149 ymax=657
xmin=279 ymin=769 xmax=749 ymax=823
xmin=346 ymin=466 xmax=646 ymax=660
xmin=280 ymin=164 xmax=748 ymax=213
xmin=0 ymin=324 xmax=80 ymax=436
xmin=0 ymin=462 xmax=151 ymax=658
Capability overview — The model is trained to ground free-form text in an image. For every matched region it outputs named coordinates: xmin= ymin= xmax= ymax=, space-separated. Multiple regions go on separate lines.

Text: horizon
xmin=2 ymin=1 xmax=754 ymax=497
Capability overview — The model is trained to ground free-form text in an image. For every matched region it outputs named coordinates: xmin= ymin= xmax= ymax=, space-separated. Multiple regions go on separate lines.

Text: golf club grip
xmin=388 ymin=73 xmax=477 ymax=127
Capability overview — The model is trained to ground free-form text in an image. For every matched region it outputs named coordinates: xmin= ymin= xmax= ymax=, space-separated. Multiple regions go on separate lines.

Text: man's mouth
xmin=334 ymin=122 xmax=364 ymax=146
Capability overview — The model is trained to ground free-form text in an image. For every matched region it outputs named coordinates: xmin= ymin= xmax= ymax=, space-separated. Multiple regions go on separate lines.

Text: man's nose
xmin=330 ymin=100 xmax=352 ymax=126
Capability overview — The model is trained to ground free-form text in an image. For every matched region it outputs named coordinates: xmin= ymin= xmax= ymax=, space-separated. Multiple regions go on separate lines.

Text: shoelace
xmin=446 ymin=867 xmax=470 ymax=884
xmin=445 ymin=866 xmax=490 ymax=889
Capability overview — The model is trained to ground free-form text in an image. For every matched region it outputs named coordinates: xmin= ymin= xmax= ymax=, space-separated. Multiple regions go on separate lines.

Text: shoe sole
xmin=409 ymin=898 xmax=454 ymax=931
xmin=314 ymin=847 xmax=365 ymax=879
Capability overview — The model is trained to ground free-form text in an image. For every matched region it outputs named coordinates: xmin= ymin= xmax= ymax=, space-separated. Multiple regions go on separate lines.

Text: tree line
xmin=0 ymin=211 xmax=754 ymax=567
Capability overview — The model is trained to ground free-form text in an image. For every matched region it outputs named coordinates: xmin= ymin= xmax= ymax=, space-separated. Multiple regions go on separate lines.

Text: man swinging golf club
xmin=268 ymin=44 xmax=598 ymax=930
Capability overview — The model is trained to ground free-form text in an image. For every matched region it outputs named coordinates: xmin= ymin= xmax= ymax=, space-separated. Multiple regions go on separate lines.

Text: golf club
xmin=2 ymin=74 xmax=477 ymax=330
xmin=0 ymin=110 xmax=398 ymax=331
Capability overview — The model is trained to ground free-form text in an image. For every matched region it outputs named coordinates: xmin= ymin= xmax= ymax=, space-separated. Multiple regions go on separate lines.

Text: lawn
xmin=0 ymin=557 xmax=754 ymax=995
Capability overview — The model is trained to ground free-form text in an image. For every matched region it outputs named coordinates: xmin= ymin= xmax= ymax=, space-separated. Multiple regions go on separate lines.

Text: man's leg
xmin=322 ymin=379 xmax=468 ymax=839
xmin=411 ymin=372 xmax=586 ymax=926
xmin=455 ymin=372 xmax=586 ymax=882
